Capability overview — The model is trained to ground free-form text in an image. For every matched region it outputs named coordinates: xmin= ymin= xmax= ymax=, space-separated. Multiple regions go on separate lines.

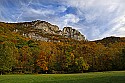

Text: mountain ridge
xmin=3 ymin=20 xmax=86 ymax=42
xmin=1 ymin=20 xmax=125 ymax=43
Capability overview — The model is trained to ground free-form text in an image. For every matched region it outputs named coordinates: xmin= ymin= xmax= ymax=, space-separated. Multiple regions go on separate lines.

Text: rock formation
xmin=62 ymin=27 xmax=85 ymax=41
xmin=13 ymin=20 xmax=86 ymax=41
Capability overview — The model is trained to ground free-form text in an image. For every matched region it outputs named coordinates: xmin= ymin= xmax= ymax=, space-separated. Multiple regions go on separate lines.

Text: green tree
xmin=0 ymin=41 xmax=18 ymax=74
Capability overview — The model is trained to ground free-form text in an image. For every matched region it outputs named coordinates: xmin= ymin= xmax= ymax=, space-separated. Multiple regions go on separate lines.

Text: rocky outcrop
xmin=62 ymin=27 xmax=85 ymax=41
xmin=33 ymin=20 xmax=60 ymax=34
xmin=21 ymin=20 xmax=60 ymax=34
xmin=15 ymin=20 xmax=86 ymax=41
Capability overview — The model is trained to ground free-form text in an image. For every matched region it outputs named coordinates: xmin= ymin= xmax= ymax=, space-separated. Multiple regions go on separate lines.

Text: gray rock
xmin=18 ymin=20 xmax=86 ymax=41
xmin=62 ymin=27 xmax=85 ymax=41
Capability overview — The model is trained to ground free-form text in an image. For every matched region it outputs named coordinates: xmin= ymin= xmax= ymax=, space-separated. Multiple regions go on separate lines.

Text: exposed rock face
xmin=62 ymin=27 xmax=85 ymax=41
xmin=16 ymin=20 xmax=86 ymax=41
xmin=22 ymin=20 xmax=60 ymax=34
xmin=34 ymin=20 xmax=60 ymax=34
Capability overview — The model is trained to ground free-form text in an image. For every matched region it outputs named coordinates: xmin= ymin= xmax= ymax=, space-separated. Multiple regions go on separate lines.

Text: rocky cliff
xmin=10 ymin=20 xmax=86 ymax=41
xmin=62 ymin=27 xmax=85 ymax=41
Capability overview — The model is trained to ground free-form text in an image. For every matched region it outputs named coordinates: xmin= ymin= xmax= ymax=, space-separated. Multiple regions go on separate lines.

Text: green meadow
xmin=0 ymin=71 xmax=125 ymax=83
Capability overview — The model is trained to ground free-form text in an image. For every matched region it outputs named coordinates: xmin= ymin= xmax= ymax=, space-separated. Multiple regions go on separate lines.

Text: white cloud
xmin=63 ymin=14 xmax=80 ymax=26
xmin=1 ymin=0 xmax=125 ymax=40
xmin=19 ymin=0 xmax=125 ymax=40
xmin=56 ymin=6 xmax=67 ymax=13
xmin=47 ymin=14 xmax=80 ymax=30
xmin=61 ymin=0 xmax=125 ymax=40
xmin=111 ymin=16 xmax=125 ymax=36
xmin=28 ymin=8 xmax=55 ymax=16
xmin=94 ymin=15 xmax=125 ymax=39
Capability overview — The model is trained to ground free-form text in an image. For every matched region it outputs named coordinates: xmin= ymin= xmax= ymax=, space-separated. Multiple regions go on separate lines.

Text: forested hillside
xmin=0 ymin=21 xmax=125 ymax=74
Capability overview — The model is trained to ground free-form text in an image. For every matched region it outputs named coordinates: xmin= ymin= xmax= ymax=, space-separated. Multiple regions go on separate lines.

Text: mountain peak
xmin=1 ymin=20 xmax=86 ymax=41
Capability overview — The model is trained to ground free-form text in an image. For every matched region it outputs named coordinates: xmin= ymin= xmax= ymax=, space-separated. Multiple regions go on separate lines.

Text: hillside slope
xmin=2 ymin=20 xmax=85 ymax=42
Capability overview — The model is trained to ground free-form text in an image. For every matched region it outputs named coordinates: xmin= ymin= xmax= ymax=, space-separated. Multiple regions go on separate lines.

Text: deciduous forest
xmin=0 ymin=22 xmax=125 ymax=74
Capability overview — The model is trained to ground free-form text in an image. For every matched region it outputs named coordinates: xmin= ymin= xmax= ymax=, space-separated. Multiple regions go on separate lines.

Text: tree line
xmin=0 ymin=24 xmax=125 ymax=74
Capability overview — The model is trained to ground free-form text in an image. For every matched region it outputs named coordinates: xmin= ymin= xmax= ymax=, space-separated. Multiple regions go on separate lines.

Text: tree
xmin=18 ymin=45 xmax=33 ymax=73
xmin=0 ymin=41 xmax=18 ymax=74
xmin=36 ymin=51 xmax=48 ymax=73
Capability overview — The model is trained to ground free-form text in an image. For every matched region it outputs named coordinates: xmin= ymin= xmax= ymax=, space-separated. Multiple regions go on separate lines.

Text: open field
xmin=0 ymin=71 xmax=125 ymax=83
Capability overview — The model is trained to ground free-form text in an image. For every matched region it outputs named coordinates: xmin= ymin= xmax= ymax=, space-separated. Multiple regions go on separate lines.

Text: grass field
xmin=0 ymin=71 xmax=125 ymax=83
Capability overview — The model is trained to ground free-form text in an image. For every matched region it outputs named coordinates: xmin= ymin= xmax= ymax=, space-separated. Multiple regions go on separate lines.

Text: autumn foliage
xmin=0 ymin=22 xmax=125 ymax=74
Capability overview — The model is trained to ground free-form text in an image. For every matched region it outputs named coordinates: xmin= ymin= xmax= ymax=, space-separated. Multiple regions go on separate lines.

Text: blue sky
xmin=0 ymin=0 xmax=125 ymax=40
